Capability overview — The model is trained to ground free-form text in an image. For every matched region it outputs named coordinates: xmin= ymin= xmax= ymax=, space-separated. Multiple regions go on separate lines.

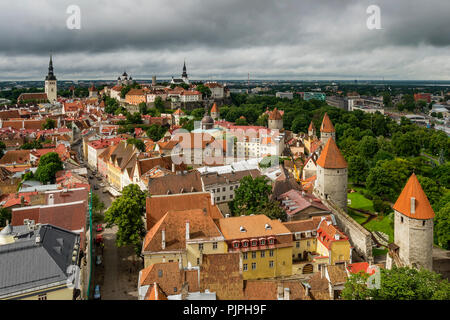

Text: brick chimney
xmin=161 ymin=229 xmax=166 ymax=249
xmin=185 ymin=221 xmax=190 ymax=240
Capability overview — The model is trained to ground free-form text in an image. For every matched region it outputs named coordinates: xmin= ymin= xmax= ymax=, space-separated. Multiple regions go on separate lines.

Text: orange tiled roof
xmin=320 ymin=113 xmax=335 ymax=133
xmin=268 ymin=108 xmax=283 ymax=120
xmin=218 ymin=215 xmax=290 ymax=240
xmin=316 ymin=138 xmax=347 ymax=169
xmin=392 ymin=173 xmax=435 ymax=220
xmin=308 ymin=121 xmax=315 ymax=132
xmin=145 ymin=283 xmax=168 ymax=300
xmin=211 ymin=103 xmax=219 ymax=113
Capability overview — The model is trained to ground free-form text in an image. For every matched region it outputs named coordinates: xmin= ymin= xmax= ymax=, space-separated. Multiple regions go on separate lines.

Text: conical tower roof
xmin=308 ymin=121 xmax=316 ymax=132
xmin=211 ymin=103 xmax=219 ymax=113
xmin=316 ymin=137 xmax=347 ymax=169
xmin=393 ymin=173 xmax=435 ymax=220
xmin=269 ymin=108 xmax=282 ymax=120
xmin=320 ymin=113 xmax=335 ymax=133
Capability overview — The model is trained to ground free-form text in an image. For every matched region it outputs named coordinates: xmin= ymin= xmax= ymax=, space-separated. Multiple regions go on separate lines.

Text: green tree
xmin=341 ymin=271 xmax=372 ymax=300
xmin=235 ymin=117 xmax=248 ymax=125
xmin=0 ymin=141 xmax=6 ymax=158
xmin=126 ymin=112 xmax=143 ymax=124
xmin=366 ymin=159 xmax=412 ymax=201
xmin=42 ymin=118 xmax=56 ymax=130
xmin=435 ymin=202 xmax=450 ymax=249
xmin=0 ymin=207 xmax=11 ymax=227
xmin=348 ymin=155 xmax=369 ymax=185
xmin=20 ymin=140 xmax=43 ymax=150
xmin=343 ymin=267 xmax=450 ymax=300
xmin=127 ymin=138 xmax=146 ymax=152
xmin=139 ymin=102 xmax=148 ymax=115
xmin=232 ymin=176 xmax=272 ymax=215
xmin=259 ymin=200 xmax=287 ymax=222
xmin=34 ymin=152 xmax=64 ymax=184
xmin=104 ymin=184 xmax=146 ymax=255
xmin=392 ymin=132 xmax=421 ymax=157
xmin=154 ymin=96 xmax=165 ymax=113
xmin=146 ymin=124 xmax=167 ymax=142
xmin=417 ymin=175 xmax=444 ymax=207
xmin=196 ymin=84 xmax=212 ymax=99
xmin=358 ymin=135 xmax=379 ymax=159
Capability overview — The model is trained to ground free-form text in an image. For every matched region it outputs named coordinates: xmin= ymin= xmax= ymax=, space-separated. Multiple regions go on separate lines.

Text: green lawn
xmin=348 ymin=191 xmax=375 ymax=213
xmin=364 ymin=213 xmax=395 ymax=243
xmin=347 ymin=209 xmax=369 ymax=225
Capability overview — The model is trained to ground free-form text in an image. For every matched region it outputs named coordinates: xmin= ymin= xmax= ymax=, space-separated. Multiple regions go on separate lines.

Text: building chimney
xmin=284 ymin=287 xmax=290 ymax=300
xmin=185 ymin=221 xmax=190 ymax=240
xmin=277 ymin=283 xmax=283 ymax=300
xmin=211 ymin=194 xmax=215 ymax=205
xmin=161 ymin=229 xmax=166 ymax=249
xmin=410 ymin=197 xmax=415 ymax=214
xmin=171 ymin=163 xmax=175 ymax=173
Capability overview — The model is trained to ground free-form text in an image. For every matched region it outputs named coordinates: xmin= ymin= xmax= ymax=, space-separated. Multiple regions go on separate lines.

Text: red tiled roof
xmin=146 ymin=192 xmax=223 ymax=230
xmin=320 ymin=113 xmax=335 ymax=133
xmin=316 ymin=138 xmax=347 ymax=169
xmin=392 ymin=173 xmax=435 ymax=220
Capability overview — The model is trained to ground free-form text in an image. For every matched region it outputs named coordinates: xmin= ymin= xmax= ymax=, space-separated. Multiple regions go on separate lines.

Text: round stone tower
xmin=320 ymin=113 xmax=335 ymax=145
xmin=314 ymin=137 xmax=348 ymax=210
xmin=392 ymin=173 xmax=434 ymax=271
xmin=268 ymin=108 xmax=283 ymax=130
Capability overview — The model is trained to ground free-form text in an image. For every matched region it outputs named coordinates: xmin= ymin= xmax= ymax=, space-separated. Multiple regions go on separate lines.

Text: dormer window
xmin=242 ymin=240 xmax=249 ymax=247
xmin=259 ymin=238 xmax=266 ymax=246
xmin=233 ymin=241 xmax=239 ymax=248
xmin=268 ymin=237 xmax=275 ymax=245
xmin=251 ymin=239 xmax=258 ymax=246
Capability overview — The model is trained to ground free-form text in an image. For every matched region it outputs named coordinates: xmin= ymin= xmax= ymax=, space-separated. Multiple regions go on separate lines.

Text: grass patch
xmin=373 ymin=247 xmax=388 ymax=256
xmin=347 ymin=209 xmax=369 ymax=225
xmin=364 ymin=213 xmax=394 ymax=243
xmin=348 ymin=191 xmax=375 ymax=213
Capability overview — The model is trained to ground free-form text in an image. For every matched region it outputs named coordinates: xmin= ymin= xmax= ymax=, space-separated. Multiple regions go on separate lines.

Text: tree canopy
xmin=342 ymin=267 xmax=450 ymax=300
xmin=104 ymin=184 xmax=147 ymax=255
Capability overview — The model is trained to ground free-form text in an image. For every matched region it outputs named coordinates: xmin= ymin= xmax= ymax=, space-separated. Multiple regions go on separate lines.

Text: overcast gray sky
xmin=0 ymin=0 xmax=449 ymax=80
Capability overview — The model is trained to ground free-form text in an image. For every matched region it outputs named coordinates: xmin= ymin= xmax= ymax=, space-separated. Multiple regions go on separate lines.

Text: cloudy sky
xmin=0 ymin=0 xmax=449 ymax=81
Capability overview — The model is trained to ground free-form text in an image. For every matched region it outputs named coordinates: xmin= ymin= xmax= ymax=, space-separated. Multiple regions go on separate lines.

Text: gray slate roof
xmin=0 ymin=224 xmax=80 ymax=298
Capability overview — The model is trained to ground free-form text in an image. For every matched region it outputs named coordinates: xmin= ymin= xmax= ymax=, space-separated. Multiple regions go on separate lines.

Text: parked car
xmin=96 ymin=224 xmax=103 ymax=232
xmin=96 ymin=255 xmax=102 ymax=265
xmin=94 ymin=285 xmax=101 ymax=300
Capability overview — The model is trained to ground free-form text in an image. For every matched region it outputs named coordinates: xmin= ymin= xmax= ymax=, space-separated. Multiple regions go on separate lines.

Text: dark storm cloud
xmin=0 ymin=0 xmax=449 ymax=80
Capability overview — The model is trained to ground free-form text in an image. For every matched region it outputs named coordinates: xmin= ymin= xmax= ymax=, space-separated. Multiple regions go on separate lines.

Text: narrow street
xmin=89 ymin=170 xmax=141 ymax=300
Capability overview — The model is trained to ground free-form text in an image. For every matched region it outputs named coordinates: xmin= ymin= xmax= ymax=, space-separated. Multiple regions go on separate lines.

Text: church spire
xmin=46 ymin=54 xmax=56 ymax=81
xmin=182 ymin=60 xmax=188 ymax=78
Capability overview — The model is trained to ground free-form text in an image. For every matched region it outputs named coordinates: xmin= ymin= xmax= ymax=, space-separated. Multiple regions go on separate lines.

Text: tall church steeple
xmin=182 ymin=60 xmax=188 ymax=79
xmin=45 ymin=54 xmax=57 ymax=103
xmin=46 ymin=55 xmax=57 ymax=81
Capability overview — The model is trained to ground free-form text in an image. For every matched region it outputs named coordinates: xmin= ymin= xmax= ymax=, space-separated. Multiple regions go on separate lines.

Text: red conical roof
xmin=393 ymin=173 xmax=435 ymax=220
xmin=211 ymin=103 xmax=219 ymax=113
xmin=316 ymin=137 xmax=347 ymax=169
xmin=269 ymin=108 xmax=282 ymax=120
xmin=308 ymin=121 xmax=316 ymax=132
xmin=320 ymin=113 xmax=335 ymax=133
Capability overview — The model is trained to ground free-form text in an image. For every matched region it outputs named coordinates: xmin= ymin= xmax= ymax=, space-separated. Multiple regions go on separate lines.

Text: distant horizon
xmin=1 ymin=78 xmax=450 ymax=85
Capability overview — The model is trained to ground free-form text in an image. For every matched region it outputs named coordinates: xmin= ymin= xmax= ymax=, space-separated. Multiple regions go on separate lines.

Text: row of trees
xmin=342 ymin=266 xmax=450 ymax=300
